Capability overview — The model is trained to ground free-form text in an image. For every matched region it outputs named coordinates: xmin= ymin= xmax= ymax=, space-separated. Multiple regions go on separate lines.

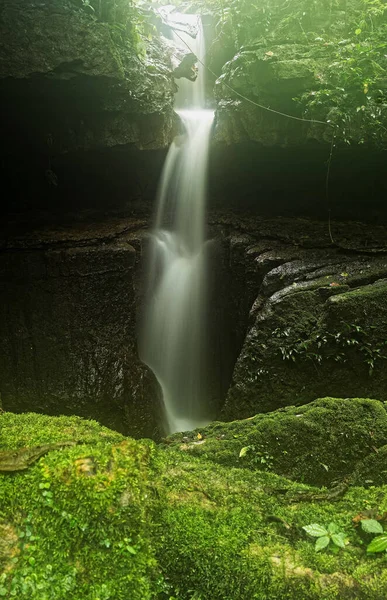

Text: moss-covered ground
xmin=1 ymin=402 xmax=387 ymax=599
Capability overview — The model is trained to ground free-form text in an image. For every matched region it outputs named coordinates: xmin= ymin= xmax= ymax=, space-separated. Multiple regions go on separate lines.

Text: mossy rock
xmin=165 ymin=397 xmax=387 ymax=487
xmin=353 ymin=444 xmax=387 ymax=487
xmin=155 ymin=449 xmax=387 ymax=600
xmin=213 ymin=0 xmax=387 ymax=146
xmin=0 ymin=0 xmax=176 ymax=152
xmin=0 ymin=412 xmax=157 ymax=599
xmin=223 ymin=259 xmax=387 ymax=420
xmin=2 ymin=410 xmax=387 ymax=598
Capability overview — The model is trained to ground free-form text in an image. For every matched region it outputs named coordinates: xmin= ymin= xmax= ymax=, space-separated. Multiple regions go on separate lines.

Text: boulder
xmin=165 ymin=397 xmax=387 ymax=487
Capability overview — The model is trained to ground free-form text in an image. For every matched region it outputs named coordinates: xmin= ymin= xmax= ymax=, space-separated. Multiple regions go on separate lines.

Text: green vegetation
xmin=165 ymin=397 xmax=387 ymax=486
xmin=72 ymin=0 xmax=158 ymax=57
xmin=0 ymin=414 xmax=156 ymax=599
xmin=273 ymin=321 xmax=387 ymax=375
xmin=208 ymin=0 xmax=387 ymax=145
xmin=1 ymin=404 xmax=387 ymax=598
xmin=302 ymin=522 xmax=347 ymax=552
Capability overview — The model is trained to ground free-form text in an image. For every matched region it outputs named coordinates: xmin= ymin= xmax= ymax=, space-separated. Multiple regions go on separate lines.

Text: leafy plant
xmin=303 ymin=522 xmax=347 ymax=552
xmin=360 ymin=518 xmax=384 ymax=535
xmin=360 ymin=518 xmax=387 ymax=554
xmin=273 ymin=321 xmax=387 ymax=374
xmin=239 ymin=444 xmax=274 ymax=470
xmin=367 ymin=535 xmax=387 ymax=553
xmin=73 ymin=0 xmax=156 ymax=57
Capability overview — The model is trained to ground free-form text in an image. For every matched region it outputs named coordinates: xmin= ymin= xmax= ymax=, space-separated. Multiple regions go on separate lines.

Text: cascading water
xmin=139 ymin=13 xmax=214 ymax=434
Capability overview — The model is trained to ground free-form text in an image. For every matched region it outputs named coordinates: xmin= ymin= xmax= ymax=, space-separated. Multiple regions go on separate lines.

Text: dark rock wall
xmin=215 ymin=216 xmax=387 ymax=420
xmin=0 ymin=223 xmax=161 ymax=438
xmin=0 ymin=0 xmax=177 ymax=197
xmin=1 ymin=215 xmax=387 ymax=434
xmin=209 ymin=142 xmax=387 ymax=224
xmin=1 ymin=145 xmax=166 ymax=223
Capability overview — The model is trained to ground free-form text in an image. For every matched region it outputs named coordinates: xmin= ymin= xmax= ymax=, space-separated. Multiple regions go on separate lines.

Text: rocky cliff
xmin=0 ymin=0 xmax=176 ymax=153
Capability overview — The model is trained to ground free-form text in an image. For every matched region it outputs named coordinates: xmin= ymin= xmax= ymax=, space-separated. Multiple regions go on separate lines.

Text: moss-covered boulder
xmin=165 ymin=397 xmax=387 ymax=487
xmin=2 ymin=409 xmax=387 ymax=598
xmin=353 ymin=444 xmax=387 ymax=487
xmin=0 ymin=412 xmax=157 ymax=599
xmin=214 ymin=43 xmax=333 ymax=146
xmin=155 ymin=446 xmax=387 ymax=600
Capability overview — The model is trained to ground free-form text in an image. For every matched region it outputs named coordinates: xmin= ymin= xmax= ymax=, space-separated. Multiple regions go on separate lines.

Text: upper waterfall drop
xmin=139 ymin=12 xmax=214 ymax=434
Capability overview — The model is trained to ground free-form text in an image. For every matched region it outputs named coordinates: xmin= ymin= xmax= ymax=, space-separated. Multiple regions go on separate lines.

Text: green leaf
xmin=361 ymin=519 xmax=384 ymax=534
xmin=126 ymin=545 xmax=137 ymax=555
xmin=328 ymin=522 xmax=339 ymax=534
xmin=303 ymin=524 xmax=328 ymax=537
xmin=239 ymin=446 xmax=250 ymax=458
xmin=315 ymin=536 xmax=330 ymax=552
xmin=331 ymin=533 xmax=346 ymax=548
xmin=367 ymin=535 xmax=387 ymax=553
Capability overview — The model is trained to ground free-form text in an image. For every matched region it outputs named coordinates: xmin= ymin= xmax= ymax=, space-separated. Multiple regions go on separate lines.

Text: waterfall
xmin=139 ymin=13 xmax=214 ymax=434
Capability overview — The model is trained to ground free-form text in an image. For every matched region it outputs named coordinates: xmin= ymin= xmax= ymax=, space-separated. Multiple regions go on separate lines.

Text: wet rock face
xmin=1 ymin=215 xmax=387 ymax=436
xmin=217 ymin=216 xmax=387 ymax=420
xmin=0 ymin=221 xmax=161 ymax=438
xmin=0 ymin=0 xmax=176 ymax=154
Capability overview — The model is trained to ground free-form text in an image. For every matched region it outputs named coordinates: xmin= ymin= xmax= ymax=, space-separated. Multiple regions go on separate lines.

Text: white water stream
xmin=139 ymin=13 xmax=214 ymax=433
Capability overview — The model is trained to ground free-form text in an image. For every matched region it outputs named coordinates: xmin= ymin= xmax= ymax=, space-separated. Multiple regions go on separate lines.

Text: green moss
xmin=0 ymin=412 xmax=124 ymax=450
xmin=2 ymin=410 xmax=387 ymax=598
xmin=353 ymin=444 xmax=387 ymax=486
xmin=0 ymin=414 xmax=157 ymax=599
xmin=328 ymin=280 xmax=387 ymax=317
xmin=154 ymin=450 xmax=387 ymax=599
xmin=165 ymin=398 xmax=387 ymax=486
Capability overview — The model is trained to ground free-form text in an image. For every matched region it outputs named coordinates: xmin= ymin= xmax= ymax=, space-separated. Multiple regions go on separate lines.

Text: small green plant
xmin=273 ymin=321 xmax=387 ymax=374
xmin=239 ymin=445 xmax=274 ymax=470
xmin=303 ymin=522 xmax=347 ymax=552
xmin=360 ymin=519 xmax=387 ymax=554
xmin=367 ymin=535 xmax=387 ymax=553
